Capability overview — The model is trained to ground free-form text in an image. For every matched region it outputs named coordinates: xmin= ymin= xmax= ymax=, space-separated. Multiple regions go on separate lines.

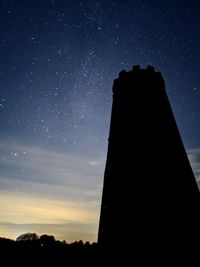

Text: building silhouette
xmin=98 ymin=66 xmax=200 ymax=262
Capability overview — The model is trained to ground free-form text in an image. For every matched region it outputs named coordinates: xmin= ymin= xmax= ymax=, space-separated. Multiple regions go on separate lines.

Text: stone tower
xmin=98 ymin=66 xmax=200 ymax=261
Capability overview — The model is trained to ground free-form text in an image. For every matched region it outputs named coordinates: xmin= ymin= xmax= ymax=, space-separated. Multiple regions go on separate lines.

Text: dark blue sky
xmin=0 ymin=0 xmax=200 ymax=241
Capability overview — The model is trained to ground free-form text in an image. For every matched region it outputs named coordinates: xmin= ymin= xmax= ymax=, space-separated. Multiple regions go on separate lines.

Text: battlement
xmin=119 ymin=65 xmax=158 ymax=77
xmin=113 ymin=65 xmax=165 ymax=95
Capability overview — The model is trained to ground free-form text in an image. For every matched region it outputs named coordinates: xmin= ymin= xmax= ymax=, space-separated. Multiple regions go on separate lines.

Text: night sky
xmin=0 ymin=0 xmax=200 ymax=242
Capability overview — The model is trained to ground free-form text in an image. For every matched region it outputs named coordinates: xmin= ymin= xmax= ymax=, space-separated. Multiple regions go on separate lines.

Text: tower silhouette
xmin=98 ymin=66 xmax=200 ymax=262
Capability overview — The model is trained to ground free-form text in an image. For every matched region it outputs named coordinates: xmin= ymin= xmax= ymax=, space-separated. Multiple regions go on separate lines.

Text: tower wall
xmin=98 ymin=66 xmax=200 ymax=260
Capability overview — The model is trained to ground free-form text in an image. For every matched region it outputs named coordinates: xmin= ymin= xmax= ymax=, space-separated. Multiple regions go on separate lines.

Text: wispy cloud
xmin=89 ymin=160 xmax=100 ymax=166
xmin=0 ymin=140 xmax=105 ymax=241
xmin=0 ymin=192 xmax=99 ymax=224
xmin=0 ymin=141 xmax=104 ymax=186
xmin=187 ymin=148 xmax=200 ymax=187
xmin=0 ymin=140 xmax=105 ymax=195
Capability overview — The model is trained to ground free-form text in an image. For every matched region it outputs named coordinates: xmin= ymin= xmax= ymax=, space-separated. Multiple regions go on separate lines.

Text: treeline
xmin=0 ymin=233 xmax=104 ymax=266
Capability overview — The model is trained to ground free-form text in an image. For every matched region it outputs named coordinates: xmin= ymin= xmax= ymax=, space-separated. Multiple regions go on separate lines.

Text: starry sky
xmin=0 ymin=0 xmax=200 ymax=242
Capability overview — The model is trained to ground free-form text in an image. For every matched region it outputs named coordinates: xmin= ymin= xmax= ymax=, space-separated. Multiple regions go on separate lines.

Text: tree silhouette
xmin=16 ymin=232 xmax=39 ymax=241
xmin=40 ymin=234 xmax=55 ymax=243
